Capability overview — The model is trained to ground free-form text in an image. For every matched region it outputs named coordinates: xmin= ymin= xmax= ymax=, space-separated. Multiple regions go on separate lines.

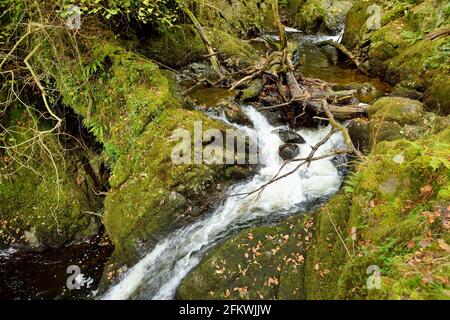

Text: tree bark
xmin=183 ymin=7 xmax=225 ymax=79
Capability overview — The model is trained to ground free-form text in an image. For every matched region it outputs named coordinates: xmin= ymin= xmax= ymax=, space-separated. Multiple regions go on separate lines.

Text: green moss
xmin=103 ymin=108 xmax=232 ymax=263
xmin=292 ymin=0 xmax=354 ymax=34
xmin=196 ymin=0 xmax=275 ymax=36
xmin=0 ymin=106 xmax=101 ymax=248
xmin=342 ymin=0 xmax=450 ymax=114
xmin=368 ymin=97 xmax=425 ymax=125
xmin=303 ymin=195 xmax=351 ymax=299
xmin=142 ymin=25 xmax=257 ymax=68
xmin=178 ymin=214 xmax=315 ymax=300
xmin=179 ymin=128 xmax=450 ymax=300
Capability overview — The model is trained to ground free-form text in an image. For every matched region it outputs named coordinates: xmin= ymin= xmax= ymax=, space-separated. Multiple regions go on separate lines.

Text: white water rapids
xmin=103 ymin=106 xmax=346 ymax=300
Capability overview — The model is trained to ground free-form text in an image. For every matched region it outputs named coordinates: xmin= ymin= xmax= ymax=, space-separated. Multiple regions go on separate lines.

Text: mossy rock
xmin=196 ymin=0 xmax=275 ymax=36
xmin=31 ymin=31 xmax=247 ymax=265
xmin=290 ymin=0 xmax=355 ymax=34
xmin=103 ymin=108 xmax=237 ymax=264
xmin=342 ymin=0 xmax=450 ymax=114
xmin=141 ymin=25 xmax=257 ymax=69
xmin=368 ymin=97 xmax=425 ymax=126
xmin=178 ymin=214 xmax=315 ymax=300
xmin=0 ymin=106 xmax=102 ymax=249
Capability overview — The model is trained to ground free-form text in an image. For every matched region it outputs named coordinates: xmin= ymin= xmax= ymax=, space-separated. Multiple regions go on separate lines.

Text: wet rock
xmin=208 ymin=99 xmax=252 ymax=126
xmin=279 ymin=143 xmax=300 ymax=161
xmin=225 ymin=166 xmax=256 ymax=180
xmin=322 ymin=45 xmax=339 ymax=65
xmin=390 ymin=84 xmax=422 ymax=100
xmin=347 ymin=118 xmax=371 ymax=152
xmin=333 ymin=82 xmax=383 ymax=104
xmin=274 ymin=129 xmax=307 ymax=144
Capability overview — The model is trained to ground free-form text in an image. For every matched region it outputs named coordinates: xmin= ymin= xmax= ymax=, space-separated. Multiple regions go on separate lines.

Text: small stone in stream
xmin=279 ymin=143 xmax=300 ymax=161
xmin=274 ymin=129 xmax=306 ymax=144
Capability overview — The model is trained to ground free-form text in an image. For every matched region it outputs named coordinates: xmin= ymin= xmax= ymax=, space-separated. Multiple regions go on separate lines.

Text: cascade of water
xmin=103 ymin=106 xmax=346 ymax=300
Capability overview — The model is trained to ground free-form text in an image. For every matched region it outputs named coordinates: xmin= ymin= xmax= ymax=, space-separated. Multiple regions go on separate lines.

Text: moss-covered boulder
xmin=141 ymin=25 xmax=257 ymax=69
xmin=178 ymin=214 xmax=315 ymax=300
xmin=179 ymin=128 xmax=450 ymax=300
xmin=349 ymin=97 xmax=449 ymax=152
xmin=341 ymin=0 xmax=450 ymax=114
xmin=368 ymin=97 xmax=425 ymax=125
xmin=0 ymin=106 xmax=102 ymax=249
xmin=195 ymin=0 xmax=275 ymax=36
xmin=288 ymin=0 xmax=355 ymax=34
xmin=29 ymin=27 xmax=251 ymax=264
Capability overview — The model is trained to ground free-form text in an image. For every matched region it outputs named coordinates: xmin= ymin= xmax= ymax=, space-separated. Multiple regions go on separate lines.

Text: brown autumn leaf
xmin=76 ymin=175 xmax=85 ymax=185
xmin=407 ymin=240 xmax=415 ymax=249
xmin=420 ymin=185 xmax=433 ymax=196
xmin=438 ymin=239 xmax=450 ymax=252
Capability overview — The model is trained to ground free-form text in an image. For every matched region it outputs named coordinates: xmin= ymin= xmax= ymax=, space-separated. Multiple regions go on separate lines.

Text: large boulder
xmin=368 ymin=97 xmax=425 ymax=126
xmin=39 ymin=35 xmax=251 ymax=265
xmin=0 ymin=106 xmax=102 ymax=249
xmin=348 ymin=97 xmax=449 ymax=152
xmin=195 ymin=0 xmax=275 ymax=36
xmin=341 ymin=0 xmax=450 ymax=114
xmin=289 ymin=0 xmax=355 ymax=34
xmin=141 ymin=25 xmax=257 ymax=69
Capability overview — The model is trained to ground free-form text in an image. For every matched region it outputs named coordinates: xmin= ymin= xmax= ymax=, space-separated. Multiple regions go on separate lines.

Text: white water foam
xmin=103 ymin=106 xmax=346 ymax=300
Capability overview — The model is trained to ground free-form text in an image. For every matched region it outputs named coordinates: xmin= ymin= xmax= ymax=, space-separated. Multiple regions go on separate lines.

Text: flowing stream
xmin=103 ymin=106 xmax=347 ymax=300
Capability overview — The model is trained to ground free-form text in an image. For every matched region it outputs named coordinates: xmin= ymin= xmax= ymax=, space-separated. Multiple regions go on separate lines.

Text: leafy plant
xmin=401 ymin=30 xmax=423 ymax=44
xmin=423 ymin=41 xmax=450 ymax=70
xmin=62 ymin=0 xmax=185 ymax=29
xmin=82 ymin=118 xmax=107 ymax=143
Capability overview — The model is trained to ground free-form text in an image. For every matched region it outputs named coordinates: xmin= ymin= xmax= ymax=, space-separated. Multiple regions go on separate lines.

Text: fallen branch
xmin=321 ymin=100 xmax=364 ymax=159
xmin=259 ymin=98 xmax=368 ymax=121
xmin=425 ymin=27 xmax=450 ymax=41
xmin=183 ymin=6 xmax=225 ymax=79
xmin=316 ymin=40 xmax=370 ymax=75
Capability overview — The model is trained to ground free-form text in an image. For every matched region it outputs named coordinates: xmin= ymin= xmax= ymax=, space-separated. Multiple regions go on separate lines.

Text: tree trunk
xmin=183 ymin=7 xmax=225 ymax=79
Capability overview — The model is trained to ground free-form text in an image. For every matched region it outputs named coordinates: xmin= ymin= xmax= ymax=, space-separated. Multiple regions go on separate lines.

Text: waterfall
xmin=103 ymin=106 xmax=346 ymax=300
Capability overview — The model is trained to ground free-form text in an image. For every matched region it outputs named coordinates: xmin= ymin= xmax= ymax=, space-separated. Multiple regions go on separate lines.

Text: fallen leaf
xmin=407 ymin=240 xmax=415 ymax=249
xmin=438 ymin=239 xmax=450 ymax=252
xmin=420 ymin=185 xmax=433 ymax=196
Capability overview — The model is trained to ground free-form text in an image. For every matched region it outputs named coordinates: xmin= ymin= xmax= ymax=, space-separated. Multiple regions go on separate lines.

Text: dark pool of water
xmin=0 ymin=235 xmax=113 ymax=300
xmin=297 ymin=41 xmax=392 ymax=93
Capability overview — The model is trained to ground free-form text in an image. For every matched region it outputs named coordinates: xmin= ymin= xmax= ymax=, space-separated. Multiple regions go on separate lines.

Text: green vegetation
xmin=180 ymin=128 xmax=450 ymax=300
xmin=1 ymin=0 xmax=449 ymax=300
